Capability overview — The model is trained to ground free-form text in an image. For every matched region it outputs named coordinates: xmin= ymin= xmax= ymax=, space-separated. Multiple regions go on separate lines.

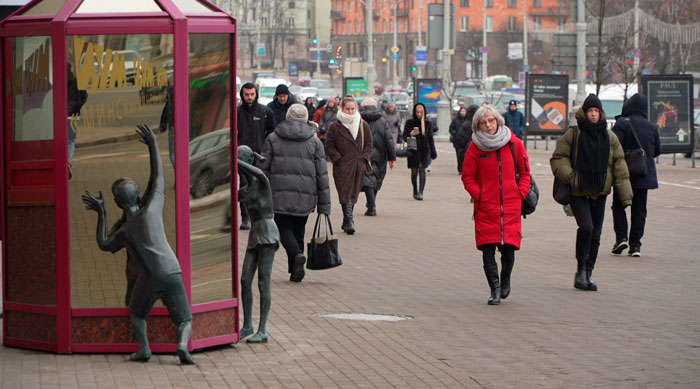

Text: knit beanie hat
xmin=508 ymin=100 xmax=517 ymax=106
xmin=582 ymin=93 xmax=603 ymax=112
xmin=275 ymin=84 xmax=289 ymax=96
xmin=361 ymin=97 xmax=377 ymax=107
xmin=286 ymin=103 xmax=308 ymax=121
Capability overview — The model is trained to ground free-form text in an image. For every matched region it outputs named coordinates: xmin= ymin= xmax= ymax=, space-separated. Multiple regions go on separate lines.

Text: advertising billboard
xmin=343 ymin=77 xmax=368 ymax=103
xmin=415 ymin=78 xmax=443 ymax=125
xmin=640 ymin=75 xmax=694 ymax=154
xmin=525 ymin=73 xmax=569 ymax=136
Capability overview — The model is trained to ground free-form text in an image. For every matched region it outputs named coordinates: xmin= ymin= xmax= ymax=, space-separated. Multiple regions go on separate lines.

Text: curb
xmin=76 ymin=133 xmax=141 ymax=149
xmin=190 ymin=189 xmax=230 ymax=213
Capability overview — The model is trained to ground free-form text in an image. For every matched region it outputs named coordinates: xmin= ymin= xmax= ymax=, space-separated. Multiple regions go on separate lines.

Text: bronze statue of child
xmin=82 ymin=124 xmax=194 ymax=365
xmin=237 ymin=145 xmax=280 ymax=343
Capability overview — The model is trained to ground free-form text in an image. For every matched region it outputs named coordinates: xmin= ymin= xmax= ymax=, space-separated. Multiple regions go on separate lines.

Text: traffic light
xmin=312 ymin=38 xmax=318 ymax=44
xmin=329 ymin=58 xmax=336 ymax=65
xmin=381 ymin=57 xmax=387 ymax=63
xmin=412 ymin=66 xmax=417 ymax=72
xmin=336 ymin=45 xmax=342 ymax=58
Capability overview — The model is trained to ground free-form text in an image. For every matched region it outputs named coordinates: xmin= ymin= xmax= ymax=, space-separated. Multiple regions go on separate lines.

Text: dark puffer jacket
xmin=612 ymin=93 xmax=661 ymax=189
xmin=267 ymin=94 xmax=295 ymax=125
xmin=402 ymin=103 xmax=437 ymax=168
xmin=360 ymin=105 xmax=396 ymax=191
xmin=259 ymin=119 xmax=331 ymax=216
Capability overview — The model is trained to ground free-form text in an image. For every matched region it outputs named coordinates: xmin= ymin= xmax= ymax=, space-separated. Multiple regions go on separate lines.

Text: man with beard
xmin=268 ymin=84 xmax=295 ymax=125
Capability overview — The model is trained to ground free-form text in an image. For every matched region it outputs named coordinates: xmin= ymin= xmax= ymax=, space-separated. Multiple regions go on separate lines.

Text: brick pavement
xmin=2 ymin=140 xmax=700 ymax=388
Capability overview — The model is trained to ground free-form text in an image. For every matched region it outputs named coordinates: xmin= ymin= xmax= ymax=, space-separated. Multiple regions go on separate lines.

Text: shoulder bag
xmin=622 ymin=118 xmax=648 ymax=178
xmin=306 ymin=213 xmax=343 ymax=270
xmin=509 ymin=143 xmax=539 ymax=217
xmin=360 ymin=121 xmax=372 ymax=173
xmin=553 ymin=126 xmax=577 ymax=205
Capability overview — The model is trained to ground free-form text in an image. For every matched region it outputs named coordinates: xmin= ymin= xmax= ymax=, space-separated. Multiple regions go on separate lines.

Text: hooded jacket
xmin=502 ymin=106 xmax=525 ymax=138
xmin=360 ymin=105 xmax=396 ymax=191
xmin=612 ymin=93 xmax=661 ymax=189
xmin=402 ymin=103 xmax=437 ymax=168
xmin=449 ymin=108 xmax=469 ymax=145
xmin=237 ymin=87 xmax=276 ymax=153
xmin=551 ymin=107 xmax=633 ymax=203
xmin=267 ymin=93 xmax=295 ymax=125
xmin=259 ymin=119 xmax=331 ymax=216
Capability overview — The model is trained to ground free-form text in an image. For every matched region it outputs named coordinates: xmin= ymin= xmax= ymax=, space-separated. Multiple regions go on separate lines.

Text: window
xmin=558 ymin=17 xmax=566 ymax=32
xmin=533 ymin=0 xmax=541 ymax=7
xmin=289 ymin=1 xmax=295 ymax=9
xmin=508 ymin=0 xmax=516 ymax=8
xmin=262 ymin=16 xmax=268 ymax=28
xmin=508 ymin=16 xmax=517 ymax=32
xmin=559 ymin=0 xmax=567 ymax=10
xmin=533 ymin=16 xmax=541 ymax=31
xmin=460 ymin=16 xmax=469 ymax=31
xmin=288 ymin=17 xmax=295 ymax=28
xmin=486 ymin=0 xmax=493 ymax=7
xmin=460 ymin=0 xmax=469 ymax=7
xmin=486 ymin=16 xmax=493 ymax=32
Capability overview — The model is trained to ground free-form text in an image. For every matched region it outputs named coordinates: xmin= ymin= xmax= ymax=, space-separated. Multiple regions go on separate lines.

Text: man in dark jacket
xmin=455 ymin=105 xmax=478 ymax=174
xmin=360 ymin=98 xmax=396 ymax=216
xmin=610 ymin=93 xmax=661 ymax=257
xmin=229 ymin=82 xmax=276 ymax=231
xmin=267 ymin=84 xmax=294 ymax=125
xmin=259 ymin=104 xmax=331 ymax=282
xmin=502 ymin=100 xmax=525 ymax=139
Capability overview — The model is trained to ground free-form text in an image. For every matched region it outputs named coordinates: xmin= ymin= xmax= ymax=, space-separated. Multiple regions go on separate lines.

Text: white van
xmin=256 ymin=78 xmax=290 ymax=106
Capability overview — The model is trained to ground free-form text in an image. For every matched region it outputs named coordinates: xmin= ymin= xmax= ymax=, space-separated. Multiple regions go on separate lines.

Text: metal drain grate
xmin=313 ymin=312 xmax=413 ymax=322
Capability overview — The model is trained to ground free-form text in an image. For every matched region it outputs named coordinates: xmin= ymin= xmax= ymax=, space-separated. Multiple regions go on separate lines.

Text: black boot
xmin=239 ymin=203 xmax=251 ymax=230
xmin=574 ymin=259 xmax=588 ymax=290
xmin=586 ymin=268 xmax=598 ymax=291
xmin=364 ymin=187 xmax=377 ymax=216
xmin=411 ymin=172 xmax=421 ymax=200
xmin=418 ymin=168 xmax=426 ymax=199
xmin=484 ymin=264 xmax=501 ymax=305
xmin=500 ymin=256 xmax=514 ymax=299
xmin=342 ymin=203 xmax=355 ymax=234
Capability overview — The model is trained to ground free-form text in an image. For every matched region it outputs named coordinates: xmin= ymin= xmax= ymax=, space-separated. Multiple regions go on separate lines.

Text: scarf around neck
xmin=574 ymin=117 xmax=609 ymax=193
xmin=336 ymin=110 xmax=361 ymax=139
xmin=471 ymin=125 xmax=511 ymax=152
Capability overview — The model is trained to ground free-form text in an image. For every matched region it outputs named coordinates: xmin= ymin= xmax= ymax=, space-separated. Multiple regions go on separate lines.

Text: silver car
xmin=189 ymin=128 xmax=231 ymax=198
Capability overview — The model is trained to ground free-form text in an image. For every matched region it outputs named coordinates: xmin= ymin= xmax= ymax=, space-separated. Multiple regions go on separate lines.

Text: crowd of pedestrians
xmin=231 ymin=82 xmax=659 ymax=307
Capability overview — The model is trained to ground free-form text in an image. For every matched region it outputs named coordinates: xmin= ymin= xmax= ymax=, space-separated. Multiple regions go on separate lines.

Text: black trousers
xmin=612 ymin=188 xmax=648 ymax=249
xmin=481 ymin=243 xmax=516 ymax=268
xmin=570 ymin=195 xmax=607 ymax=269
xmin=274 ymin=214 xmax=309 ymax=273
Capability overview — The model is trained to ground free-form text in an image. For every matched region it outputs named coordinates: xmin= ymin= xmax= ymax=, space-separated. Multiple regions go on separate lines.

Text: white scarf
xmin=471 ymin=125 xmax=512 ymax=152
xmin=336 ymin=110 xmax=361 ymax=139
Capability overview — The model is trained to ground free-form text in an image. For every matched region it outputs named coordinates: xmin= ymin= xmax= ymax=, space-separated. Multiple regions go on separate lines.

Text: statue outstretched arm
xmin=136 ymin=124 xmax=164 ymax=203
xmin=81 ymin=191 xmax=121 ymax=253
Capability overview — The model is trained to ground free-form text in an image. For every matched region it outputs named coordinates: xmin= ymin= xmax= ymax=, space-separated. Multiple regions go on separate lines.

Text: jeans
xmin=68 ymin=118 xmax=77 ymax=164
xmin=612 ymin=188 xmax=648 ymax=249
xmin=570 ymin=195 xmax=607 ymax=269
xmin=274 ymin=213 xmax=309 ymax=273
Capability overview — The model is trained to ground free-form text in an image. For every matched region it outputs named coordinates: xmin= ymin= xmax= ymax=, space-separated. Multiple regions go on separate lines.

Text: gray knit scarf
xmin=471 ymin=125 xmax=511 ymax=152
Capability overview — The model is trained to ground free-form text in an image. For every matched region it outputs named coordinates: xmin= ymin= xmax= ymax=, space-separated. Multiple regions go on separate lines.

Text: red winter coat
xmin=461 ymin=131 xmax=530 ymax=250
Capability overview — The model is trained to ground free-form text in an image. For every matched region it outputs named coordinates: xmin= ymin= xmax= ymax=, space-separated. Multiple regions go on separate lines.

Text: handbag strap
xmin=623 ymin=117 xmax=643 ymax=149
xmin=508 ymin=143 xmax=520 ymax=183
xmin=311 ymin=213 xmax=334 ymax=239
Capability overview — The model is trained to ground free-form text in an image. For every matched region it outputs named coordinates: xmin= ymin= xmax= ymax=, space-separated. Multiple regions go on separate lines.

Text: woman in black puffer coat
xmin=359 ymin=98 xmax=396 ymax=216
xmin=402 ymin=103 xmax=437 ymax=200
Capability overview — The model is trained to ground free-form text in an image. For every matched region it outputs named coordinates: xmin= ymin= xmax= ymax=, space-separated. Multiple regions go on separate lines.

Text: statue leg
xmin=176 ymin=321 xmax=195 ymax=365
xmin=247 ymin=245 xmax=276 ymax=343
xmin=239 ymin=249 xmax=259 ymax=340
xmin=129 ymin=313 xmax=152 ymax=361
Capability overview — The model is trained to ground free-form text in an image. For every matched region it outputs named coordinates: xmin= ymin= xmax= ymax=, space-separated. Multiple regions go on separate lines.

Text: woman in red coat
xmin=461 ymin=105 xmax=531 ymax=305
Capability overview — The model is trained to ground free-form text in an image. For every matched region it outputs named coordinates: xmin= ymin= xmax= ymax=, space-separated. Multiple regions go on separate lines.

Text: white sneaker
xmin=426 ymin=166 xmax=431 ymax=173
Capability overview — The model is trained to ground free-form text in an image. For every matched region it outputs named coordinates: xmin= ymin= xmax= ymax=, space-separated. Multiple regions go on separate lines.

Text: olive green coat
xmin=550 ymin=108 xmax=633 ymax=204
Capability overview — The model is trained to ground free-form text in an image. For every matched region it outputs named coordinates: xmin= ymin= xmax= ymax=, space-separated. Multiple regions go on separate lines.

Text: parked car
xmin=380 ymin=91 xmax=411 ymax=113
xmin=310 ymin=79 xmax=332 ymax=89
xmin=463 ymin=92 xmax=516 ymax=110
xmin=288 ymin=85 xmax=302 ymax=103
xmin=317 ymin=88 xmax=339 ymax=102
xmin=406 ymin=81 xmax=414 ymax=96
xmin=257 ymin=78 xmax=289 ymax=106
xmin=451 ymin=80 xmax=479 ymax=112
xmin=298 ymin=77 xmax=311 ymax=87
xmin=299 ymin=87 xmax=319 ymax=104
xmin=374 ymin=82 xmax=384 ymax=95
xmin=189 ymin=128 xmax=231 ymax=198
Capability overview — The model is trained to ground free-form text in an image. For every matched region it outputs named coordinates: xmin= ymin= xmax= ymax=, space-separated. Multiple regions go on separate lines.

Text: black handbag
xmin=395 ymin=142 xmax=408 ymax=158
xmin=553 ymin=126 xmax=577 ymax=206
xmin=509 ymin=143 xmax=539 ymax=217
xmin=306 ymin=214 xmax=342 ymax=270
xmin=623 ymin=118 xmax=648 ymax=178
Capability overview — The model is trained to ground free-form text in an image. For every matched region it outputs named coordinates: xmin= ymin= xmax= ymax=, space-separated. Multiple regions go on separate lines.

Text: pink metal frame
xmin=1 ymin=0 xmax=238 ymax=353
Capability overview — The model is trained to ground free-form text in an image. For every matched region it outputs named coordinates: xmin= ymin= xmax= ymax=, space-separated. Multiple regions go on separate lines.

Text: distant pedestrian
xmin=610 ymin=93 xmax=661 ymax=257
xmin=325 ymin=96 xmax=373 ymax=234
xmin=449 ymin=105 xmax=470 ymax=172
xmin=360 ymin=98 xmax=396 ymax=216
xmin=259 ymin=104 xmax=331 ymax=282
xmin=402 ymin=103 xmax=436 ymax=200
xmin=304 ymin=96 xmax=315 ymax=121
xmin=382 ymin=102 xmax=402 ymax=144
xmin=267 ymin=84 xmax=294 ymax=124
xmin=502 ymin=100 xmax=525 ymax=139
xmin=551 ymin=94 xmax=632 ymax=292
xmin=461 ymin=105 xmax=531 ymax=305
xmin=454 ymin=105 xmax=478 ymax=174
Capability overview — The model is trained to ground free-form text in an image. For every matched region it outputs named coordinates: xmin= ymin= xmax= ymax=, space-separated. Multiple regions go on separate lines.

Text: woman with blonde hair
xmin=462 ymin=105 xmax=531 ymax=305
xmin=402 ymin=103 xmax=437 ymax=200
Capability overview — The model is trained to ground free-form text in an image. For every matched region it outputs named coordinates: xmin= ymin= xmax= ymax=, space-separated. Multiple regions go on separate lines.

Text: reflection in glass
xmin=69 ymin=34 xmax=174 ymax=308
xmin=188 ymin=34 xmax=232 ymax=304
xmin=75 ymin=0 xmax=162 ymax=14
xmin=12 ymin=36 xmax=54 ymax=142
xmin=22 ymin=0 xmax=67 ymax=16
xmin=172 ymin=0 xmax=215 ymax=13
